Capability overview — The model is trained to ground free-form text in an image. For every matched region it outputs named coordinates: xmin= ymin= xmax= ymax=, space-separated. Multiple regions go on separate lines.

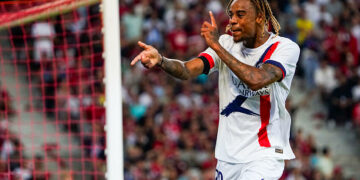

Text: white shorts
xmin=215 ymin=158 xmax=284 ymax=180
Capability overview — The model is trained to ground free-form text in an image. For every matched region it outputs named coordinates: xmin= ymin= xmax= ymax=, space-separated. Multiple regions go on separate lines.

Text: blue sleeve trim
xmin=264 ymin=60 xmax=287 ymax=82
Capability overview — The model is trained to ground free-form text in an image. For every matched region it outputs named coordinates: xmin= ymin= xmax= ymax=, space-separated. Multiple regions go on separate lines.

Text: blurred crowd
xmin=0 ymin=0 xmax=359 ymax=179
xmin=0 ymin=81 xmax=65 ymax=180
xmin=121 ymin=0 xmax=360 ymax=179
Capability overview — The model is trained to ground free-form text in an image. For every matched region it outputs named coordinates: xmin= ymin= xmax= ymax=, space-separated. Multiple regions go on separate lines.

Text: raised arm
xmin=201 ymin=11 xmax=282 ymax=91
xmin=211 ymin=45 xmax=282 ymax=90
xmin=130 ymin=41 xmax=204 ymax=80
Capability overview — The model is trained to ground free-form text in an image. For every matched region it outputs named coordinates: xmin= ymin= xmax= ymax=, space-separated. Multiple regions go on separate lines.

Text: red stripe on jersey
xmin=199 ymin=53 xmax=215 ymax=69
xmin=258 ymin=95 xmax=271 ymax=147
xmin=263 ymin=41 xmax=280 ymax=63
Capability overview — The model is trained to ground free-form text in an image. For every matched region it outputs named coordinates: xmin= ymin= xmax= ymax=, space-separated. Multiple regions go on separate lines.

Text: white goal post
xmin=101 ymin=0 xmax=123 ymax=180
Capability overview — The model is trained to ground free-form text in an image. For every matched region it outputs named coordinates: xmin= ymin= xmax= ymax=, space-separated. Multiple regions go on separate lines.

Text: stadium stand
xmin=120 ymin=0 xmax=360 ymax=179
xmin=0 ymin=0 xmax=359 ymax=179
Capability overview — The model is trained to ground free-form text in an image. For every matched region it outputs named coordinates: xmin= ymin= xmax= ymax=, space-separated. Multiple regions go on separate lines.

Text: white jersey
xmin=198 ymin=33 xmax=300 ymax=163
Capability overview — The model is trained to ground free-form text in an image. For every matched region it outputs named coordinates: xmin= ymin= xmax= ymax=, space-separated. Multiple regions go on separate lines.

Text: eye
xmin=237 ymin=13 xmax=244 ymax=18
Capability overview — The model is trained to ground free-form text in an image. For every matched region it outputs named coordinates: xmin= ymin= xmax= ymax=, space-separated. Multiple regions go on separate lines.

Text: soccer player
xmin=131 ymin=0 xmax=300 ymax=179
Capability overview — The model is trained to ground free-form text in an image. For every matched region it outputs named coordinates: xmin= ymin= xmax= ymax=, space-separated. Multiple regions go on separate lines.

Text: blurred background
xmin=0 ymin=0 xmax=358 ymax=179
xmin=121 ymin=0 xmax=360 ymax=180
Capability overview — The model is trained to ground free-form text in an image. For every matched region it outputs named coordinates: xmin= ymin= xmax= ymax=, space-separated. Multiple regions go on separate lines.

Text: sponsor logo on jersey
xmin=231 ymin=75 xmax=270 ymax=97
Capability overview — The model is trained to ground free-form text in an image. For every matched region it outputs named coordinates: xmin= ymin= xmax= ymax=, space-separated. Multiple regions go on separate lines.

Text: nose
xmin=229 ymin=16 xmax=237 ymax=26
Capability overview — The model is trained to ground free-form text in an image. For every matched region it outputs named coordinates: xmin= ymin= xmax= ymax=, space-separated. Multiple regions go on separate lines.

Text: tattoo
xmin=260 ymin=64 xmax=283 ymax=83
xmin=159 ymin=57 xmax=191 ymax=80
xmin=212 ymin=45 xmax=282 ymax=90
xmin=210 ymin=29 xmax=220 ymax=42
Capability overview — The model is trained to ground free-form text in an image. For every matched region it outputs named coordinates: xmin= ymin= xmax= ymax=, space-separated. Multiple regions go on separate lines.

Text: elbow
xmin=248 ymin=86 xmax=261 ymax=91
xmin=179 ymin=76 xmax=189 ymax=81
xmin=177 ymin=74 xmax=191 ymax=80
xmin=247 ymin=83 xmax=264 ymax=91
xmin=246 ymin=77 xmax=268 ymax=91
xmin=179 ymin=68 xmax=193 ymax=80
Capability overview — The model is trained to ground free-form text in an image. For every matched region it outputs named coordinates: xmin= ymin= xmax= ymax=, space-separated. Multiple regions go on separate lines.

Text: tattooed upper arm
xmin=259 ymin=63 xmax=283 ymax=84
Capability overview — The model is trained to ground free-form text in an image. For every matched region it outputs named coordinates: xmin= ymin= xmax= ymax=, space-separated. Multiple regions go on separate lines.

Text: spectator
xmin=328 ymin=73 xmax=353 ymax=125
xmin=303 ymin=0 xmax=321 ymax=24
xmin=143 ymin=11 xmax=165 ymax=49
xmin=206 ymin=0 xmax=223 ymax=15
xmin=65 ymin=7 xmax=87 ymax=34
xmin=300 ymin=44 xmax=319 ymax=91
xmin=122 ymin=4 xmax=144 ymax=43
xmin=166 ymin=20 xmax=188 ymax=58
xmin=295 ymin=8 xmax=314 ymax=45
xmin=314 ymin=57 xmax=337 ymax=103
xmin=317 ymin=147 xmax=334 ymax=180
xmin=164 ymin=1 xmax=187 ymax=32
xmin=325 ymin=0 xmax=343 ymax=18
xmin=351 ymin=16 xmax=360 ymax=54
xmin=318 ymin=5 xmax=332 ymax=26
xmin=286 ymin=160 xmax=306 ymax=180
xmin=31 ymin=21 xmax=55 ymax=64
xmin=0 ymin=81 xmax=15 ymax=118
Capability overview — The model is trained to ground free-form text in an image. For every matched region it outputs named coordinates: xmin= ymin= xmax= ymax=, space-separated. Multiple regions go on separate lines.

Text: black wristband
xmin=159 ymin=54 xmax=164 ymax=66
xmin=199 ymin=56 xmax=210 ymax=75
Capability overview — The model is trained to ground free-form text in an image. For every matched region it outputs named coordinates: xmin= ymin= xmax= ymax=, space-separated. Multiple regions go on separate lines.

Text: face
xmin=228 ymin=0 xmax=261 ymax=42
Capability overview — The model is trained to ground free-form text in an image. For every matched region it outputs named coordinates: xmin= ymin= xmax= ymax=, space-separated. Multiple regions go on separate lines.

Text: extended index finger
xmin=138 ymin=41 xmax=151 ymax=50
xmin=209 ymin=11 xmax=217 ymax=27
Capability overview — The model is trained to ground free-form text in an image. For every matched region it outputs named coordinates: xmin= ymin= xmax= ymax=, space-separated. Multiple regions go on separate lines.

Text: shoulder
xmin=267 ymin=35 xmax=301 ymax=67
xmin=275 ymin=36 xmax=300 ymax=53
xmin=219 ymin=34 xmax=233 ymax=41
xmin=219 ymin=34 xmax=234 ymax=45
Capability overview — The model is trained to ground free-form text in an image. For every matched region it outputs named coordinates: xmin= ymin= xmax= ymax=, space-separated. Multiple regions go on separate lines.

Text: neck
xmin=243 ymin=31 xmax=271 ymax=48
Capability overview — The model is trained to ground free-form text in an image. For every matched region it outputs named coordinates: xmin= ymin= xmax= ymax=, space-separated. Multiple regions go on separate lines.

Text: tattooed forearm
xmin=159 ymin=57 xmax=191 ymax=80
xmin=260 ymin=64 xmax=282 ymax=83
xmin=212 ymin=44 xmax=282 ymax=90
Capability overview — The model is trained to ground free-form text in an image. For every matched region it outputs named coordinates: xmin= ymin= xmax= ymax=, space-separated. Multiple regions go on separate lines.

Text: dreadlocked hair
xmin=226 ymin=0 xmax=281 ymax=36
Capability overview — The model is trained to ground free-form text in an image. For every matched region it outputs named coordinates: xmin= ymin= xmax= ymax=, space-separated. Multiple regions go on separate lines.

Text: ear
xmin=255 ymin=13 xmax=265 ymax=24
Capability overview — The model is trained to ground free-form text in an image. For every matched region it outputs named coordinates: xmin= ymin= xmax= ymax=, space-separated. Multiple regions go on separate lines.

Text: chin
xmin=232 ymin=36 xmax=242 ymax=43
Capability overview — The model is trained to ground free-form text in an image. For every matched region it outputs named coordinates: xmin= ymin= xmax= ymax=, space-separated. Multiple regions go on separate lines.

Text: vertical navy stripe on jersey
xmin=221 ymin=95 xmax=259 ymax=117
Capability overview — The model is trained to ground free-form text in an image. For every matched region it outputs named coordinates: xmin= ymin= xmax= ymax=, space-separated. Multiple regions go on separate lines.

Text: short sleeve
xmin=263 ymin=40 xmax=300 ymax=82
xmin=198 ymin=34 xmax=231 ymax=75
